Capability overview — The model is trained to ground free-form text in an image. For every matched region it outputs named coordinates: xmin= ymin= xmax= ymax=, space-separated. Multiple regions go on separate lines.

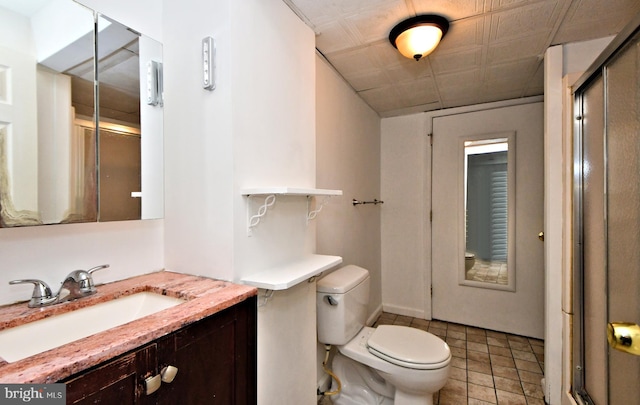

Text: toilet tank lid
xmin=317 ymin=265 xmax=369 ymax=294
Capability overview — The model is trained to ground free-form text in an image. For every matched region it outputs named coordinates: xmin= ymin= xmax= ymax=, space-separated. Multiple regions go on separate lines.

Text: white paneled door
xmin=431 ymin=103 xmax=544 ymax=339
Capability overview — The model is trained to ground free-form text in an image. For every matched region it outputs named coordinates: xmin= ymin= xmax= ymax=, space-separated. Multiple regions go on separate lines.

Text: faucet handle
xmin=9 ymin=279 xmax=54 ymax=308
xmin=76 ymin=264 xmax=109 ymax=293
xmin=87 ymin=264 xmax=110 ymax=275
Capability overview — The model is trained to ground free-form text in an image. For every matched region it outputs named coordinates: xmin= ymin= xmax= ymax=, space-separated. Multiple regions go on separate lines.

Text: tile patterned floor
xmin=320 ymin=313 xmax=546 ymax=405
xmin=466 ymin=259 xmax=509 ymax=285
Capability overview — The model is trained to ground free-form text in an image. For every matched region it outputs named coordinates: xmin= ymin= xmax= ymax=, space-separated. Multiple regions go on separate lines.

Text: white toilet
xmin=465 ymin=252 xmax=476 ymax=271
xmin=317 ymin=265 xmax=451 ymax=405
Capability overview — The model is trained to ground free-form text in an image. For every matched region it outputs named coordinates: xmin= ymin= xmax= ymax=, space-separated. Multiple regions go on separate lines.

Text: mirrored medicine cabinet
xmin=0 ymin=0 xmax=163 ymax=227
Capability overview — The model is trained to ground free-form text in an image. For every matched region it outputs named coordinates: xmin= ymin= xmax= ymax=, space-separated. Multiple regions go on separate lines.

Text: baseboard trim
xmin=382 ymin=303 xmax=426 ymax=319
xmin=367 ymin=304 xmax=383 ymax=326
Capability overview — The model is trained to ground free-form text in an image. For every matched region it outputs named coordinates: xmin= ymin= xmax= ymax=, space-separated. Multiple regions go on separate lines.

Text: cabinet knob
xmin=145 ymin=374 xmax=162 ymax=395
xmin=161 ymin=365 xmax=179 ymax=383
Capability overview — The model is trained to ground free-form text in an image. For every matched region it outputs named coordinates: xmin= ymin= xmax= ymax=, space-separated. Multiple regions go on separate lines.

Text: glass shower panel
xmin=580 ymin=76 xmax=607 ymax=405
xmin=605 ymin=34 xmax=640 ymax=405
xmin=574 ymin=27 xmax=640 ymax=405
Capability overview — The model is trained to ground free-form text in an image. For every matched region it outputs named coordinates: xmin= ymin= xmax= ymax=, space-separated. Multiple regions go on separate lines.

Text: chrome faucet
xmin=9 ymin=264 xmax=109 ymax=308
xmin=8 ymin=279 xmax=56 ymax=307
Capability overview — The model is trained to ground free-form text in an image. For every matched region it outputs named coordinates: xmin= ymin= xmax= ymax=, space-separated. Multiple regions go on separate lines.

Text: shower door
xmin=573 ymin=20 xmax=640 ymax=405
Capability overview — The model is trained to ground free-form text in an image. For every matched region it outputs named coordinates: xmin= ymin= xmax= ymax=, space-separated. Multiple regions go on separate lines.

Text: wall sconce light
xmin=389 ymin=15 xmax=449 ymax=61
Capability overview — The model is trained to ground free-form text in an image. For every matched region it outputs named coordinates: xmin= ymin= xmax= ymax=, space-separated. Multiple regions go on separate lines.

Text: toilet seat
xmin=367 ymin=325 xmax=451 ymax=370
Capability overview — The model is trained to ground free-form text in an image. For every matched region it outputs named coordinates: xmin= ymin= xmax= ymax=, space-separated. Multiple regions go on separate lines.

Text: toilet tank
xmin=316 ymin=265 xmax=370 ymax=345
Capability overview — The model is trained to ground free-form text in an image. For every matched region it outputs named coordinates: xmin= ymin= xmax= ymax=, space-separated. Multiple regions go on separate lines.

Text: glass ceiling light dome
xmin=389 ymin=15 xmax=449 ymax=61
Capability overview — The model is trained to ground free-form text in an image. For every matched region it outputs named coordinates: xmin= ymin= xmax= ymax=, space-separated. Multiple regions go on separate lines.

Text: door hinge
xmin=430 ymin=211 xmax=433 ymax=222
xmin=428 ymin=133 xmax=433 ymax=146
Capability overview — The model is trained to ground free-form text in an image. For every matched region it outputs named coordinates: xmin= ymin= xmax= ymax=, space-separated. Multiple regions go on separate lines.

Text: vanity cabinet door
xmin=156 ymin=296 xmax=257 ymax=405
xmin=61 ymin=296 xmax=256 ymax=405
xmin=65 ymin=344 xmax=156 ymax=404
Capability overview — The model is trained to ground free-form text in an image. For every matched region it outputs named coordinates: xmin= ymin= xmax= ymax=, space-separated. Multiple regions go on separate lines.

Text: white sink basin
xmin=0 ymin=292 xmax=185 ymax=363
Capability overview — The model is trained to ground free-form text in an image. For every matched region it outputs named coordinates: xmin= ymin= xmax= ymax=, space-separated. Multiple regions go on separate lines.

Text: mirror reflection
xmin=97 ymin=15 xmax=164 ymax=222
xmin=0 ymin=0 xmax=95 ymax=226
xmin=96 ymin=15 xmax=142 ymax=222
xmin=0 ymin=0 xmax=163 ymax=227
xmin=464 ymin=138 xmax=509 ymax=285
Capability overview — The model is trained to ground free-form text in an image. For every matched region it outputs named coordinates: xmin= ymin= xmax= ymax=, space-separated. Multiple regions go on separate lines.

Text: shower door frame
xmin=572 ymin=12 xmax=640 ymax=405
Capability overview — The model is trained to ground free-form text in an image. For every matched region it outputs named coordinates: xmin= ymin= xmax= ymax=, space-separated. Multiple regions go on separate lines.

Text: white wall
xmin=232 ymin=3 xmax=318 ymax=403
xmin=162 ymin=0 xmax=317 ymax=283
xmin=315 ymin=54 xmax=381 ymax=390
xmin=0 ymin=220 xmax=164 ymax=305
xmin=162 ymin=1 xmax=319 ymax=404
xmin=381 ymin=113 xmax=429 ymax=318
xmin=315 ymin=55 xmax=382 ymax=316
xmin=232 ymin=0 xmax=317 ymax=282
xmin=162 ymin=0 xmax=234 ymax=281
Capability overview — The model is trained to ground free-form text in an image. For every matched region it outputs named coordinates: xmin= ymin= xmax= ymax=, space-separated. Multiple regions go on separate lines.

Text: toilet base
xmin=330 ymin=352 xmax=394 ymax=405
xmin=394 ymin=390 xmax=434 ymax=405
xmin=329 ymin=352 xmax=441 ymax=405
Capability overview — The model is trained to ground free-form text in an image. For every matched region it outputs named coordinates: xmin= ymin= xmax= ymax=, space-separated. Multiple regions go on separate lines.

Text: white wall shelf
xmin=241 ymin=187 xmax=342 ymax=235
xmin=241 ymin=254 xmax=343 ymax=290
xmin=241 ymin=187 xmax=342 ymax=197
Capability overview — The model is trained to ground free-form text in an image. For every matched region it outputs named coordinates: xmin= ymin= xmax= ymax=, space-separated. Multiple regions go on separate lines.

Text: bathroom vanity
xmin=0 ymin=272 xmax=257 ymax=404
xmin=64 ymin=297 xmax=255 ymax=404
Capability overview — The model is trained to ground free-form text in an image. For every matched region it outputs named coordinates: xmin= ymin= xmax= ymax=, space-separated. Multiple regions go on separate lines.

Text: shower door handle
xmin=607 ymin=322 xmax=640 ymax=355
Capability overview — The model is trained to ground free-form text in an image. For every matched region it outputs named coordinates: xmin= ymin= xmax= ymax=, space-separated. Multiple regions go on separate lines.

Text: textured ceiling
xmin=284 ymin=0 xmax=640 ymax=117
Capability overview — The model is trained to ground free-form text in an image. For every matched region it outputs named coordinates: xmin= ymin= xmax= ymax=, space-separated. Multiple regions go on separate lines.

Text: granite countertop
xmin=0 ymin=271 xmax=257 ymax=383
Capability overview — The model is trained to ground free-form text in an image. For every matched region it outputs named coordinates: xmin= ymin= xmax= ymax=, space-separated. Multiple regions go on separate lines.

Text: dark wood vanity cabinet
xmin=64 ymin=344 xmax=156 ymax=404
xmin=63 ymin=296 xmax=256 ymax=405
xmin=155 ymin=296 xmax=256 ymax=405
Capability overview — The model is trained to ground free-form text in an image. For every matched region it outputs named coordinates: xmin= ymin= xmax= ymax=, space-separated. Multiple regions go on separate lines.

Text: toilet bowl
xmin=465 ymin=252 xmax=476 ymax=271
xmin=317 ymin=265 xmax=451 ymax=405
xmin=332 ymin=326 xmax=451 ymax=405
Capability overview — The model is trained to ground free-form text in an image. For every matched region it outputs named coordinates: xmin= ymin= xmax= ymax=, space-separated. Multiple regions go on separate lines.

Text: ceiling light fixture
xmin=389 ymin=15 xmax=449 ymax=61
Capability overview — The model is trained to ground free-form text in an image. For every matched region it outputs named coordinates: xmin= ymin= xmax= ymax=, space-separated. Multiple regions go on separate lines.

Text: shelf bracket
xmin=242 ymin=188 xmax=342 ymax=236
xmin=258 ymin=289 xmax=275 ymax=307
xmin=246 ymin=194 xmax=276 ymax=236
xmin=307 ymin=196 xmax=331 ymax=224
